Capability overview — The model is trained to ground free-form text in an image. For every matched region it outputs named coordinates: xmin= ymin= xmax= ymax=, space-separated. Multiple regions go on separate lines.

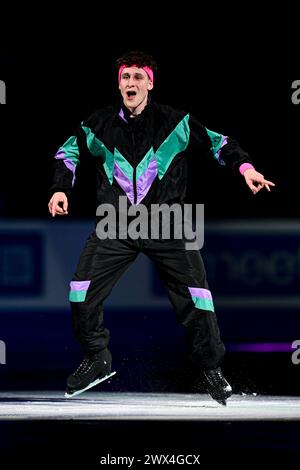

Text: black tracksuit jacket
xmin=50 ymin=100 xmax=252 ymax=209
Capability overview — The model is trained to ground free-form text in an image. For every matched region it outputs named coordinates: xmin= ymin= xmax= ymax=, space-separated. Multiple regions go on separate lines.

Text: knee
xmin=69 ymin=280 xmax=91 ymax=303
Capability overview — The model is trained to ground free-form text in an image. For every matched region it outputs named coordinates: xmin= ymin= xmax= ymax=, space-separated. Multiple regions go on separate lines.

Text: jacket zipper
xmin=132 ymin=130 xmax=137 ymax=204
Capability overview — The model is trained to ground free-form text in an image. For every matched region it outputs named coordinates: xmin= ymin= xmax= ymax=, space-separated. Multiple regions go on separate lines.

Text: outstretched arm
xmin=188 ymin=116 xmax=275 ymax=195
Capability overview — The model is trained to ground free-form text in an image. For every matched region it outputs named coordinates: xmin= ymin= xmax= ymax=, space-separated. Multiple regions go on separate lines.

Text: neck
xmin=125 ymin=95 xmax=148 ymax=117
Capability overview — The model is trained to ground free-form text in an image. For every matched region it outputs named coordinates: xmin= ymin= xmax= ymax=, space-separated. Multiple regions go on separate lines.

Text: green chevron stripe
xmin=206 ymin=128 xmax=224 ymax=159
xmin=155 ymin=114 xmax=190 ymax=179
xmin=60 ymin=136 xmax=79 ymax=164
xmin=114 ymin=148 xmax=134 ymax=181
xmin=82 ymin=125 xmax=114 ymax=184
xmin=136 ymin=147 xmax=155 ymax=180
xmin=82 ymin=115 xmax=191 ymax=187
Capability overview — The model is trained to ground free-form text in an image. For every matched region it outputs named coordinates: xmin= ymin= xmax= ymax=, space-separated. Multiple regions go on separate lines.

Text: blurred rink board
xmin=0 ymin=219 xmax=300 ymax=311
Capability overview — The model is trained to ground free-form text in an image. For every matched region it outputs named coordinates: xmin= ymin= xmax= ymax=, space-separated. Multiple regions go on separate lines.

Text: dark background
xmin=0 ymin=31 xmax=297 ymax=221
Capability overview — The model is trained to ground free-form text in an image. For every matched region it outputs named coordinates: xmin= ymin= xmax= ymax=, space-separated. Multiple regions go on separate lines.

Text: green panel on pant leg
xmin=69 ymin=290 xmax=88 ymax=302
xmin=192 ymin=296 xmax=215 ymax=312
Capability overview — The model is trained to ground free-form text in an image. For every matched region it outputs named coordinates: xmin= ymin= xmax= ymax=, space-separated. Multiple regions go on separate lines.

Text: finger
xmin=49 ymin=200 xmax=58 ymax=217
xmin=252 ymin=178 xmax=266 ymax=185
xmin=248 ymin=182 xmax=259 ymax=192
xmin=250 ymin=183 xmax=262 ymax=195
xmin=255 ymin=184 xmax=264 ymax=193
xmin=265 ymin=184 xmax=270 ymax=192
xmin=52 ymin=206 xmax=64 ymax=216
xmin=263 ymin=180 xmax=275 ymax=186
xmin=63 ymin=200 xmax=68 ymax=211
xmin=56 ymin=206 xmax=68 ymax=215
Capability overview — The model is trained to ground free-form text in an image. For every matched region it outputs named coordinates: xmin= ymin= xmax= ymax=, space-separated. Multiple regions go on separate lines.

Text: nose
xmin=128 ymin=76 xmax=135 ymax=86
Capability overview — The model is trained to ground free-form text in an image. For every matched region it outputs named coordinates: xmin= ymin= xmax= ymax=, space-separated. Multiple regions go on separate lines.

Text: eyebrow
xmin=122 ymin=72 xmax=145 ymax=79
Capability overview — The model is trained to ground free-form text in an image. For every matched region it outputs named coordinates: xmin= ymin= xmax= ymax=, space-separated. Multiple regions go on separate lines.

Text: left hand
xmin=243 ymin=169 xmax=275 ymax=195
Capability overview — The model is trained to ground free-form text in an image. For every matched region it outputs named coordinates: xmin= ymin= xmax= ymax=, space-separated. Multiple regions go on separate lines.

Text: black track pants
xmin=69 ymin=232 xmax=225 ymax=370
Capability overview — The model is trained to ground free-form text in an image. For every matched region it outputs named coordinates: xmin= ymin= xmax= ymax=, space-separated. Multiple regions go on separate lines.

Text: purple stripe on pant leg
xmin=136 ymin=158 xmax=158 ymax=204
xmin=70 ymin=280 xmax=91 ymax=291
xmin=113 ymin=161 xmax=134 ymax=205
xmin=188 ymin=287 xmax=212 ymax=301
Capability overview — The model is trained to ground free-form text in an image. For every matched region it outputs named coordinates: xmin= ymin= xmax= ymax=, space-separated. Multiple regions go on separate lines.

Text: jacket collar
xmin=117 ymin=97 xmax=153 ymax=125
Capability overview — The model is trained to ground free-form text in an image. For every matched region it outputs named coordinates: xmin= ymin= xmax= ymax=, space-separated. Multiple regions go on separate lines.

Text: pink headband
xmin=118 ymin=64 xmax=154 ymax=84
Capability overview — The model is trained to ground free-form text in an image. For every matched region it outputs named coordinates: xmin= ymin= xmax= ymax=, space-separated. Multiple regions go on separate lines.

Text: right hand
xmin=48 ymin=192 xmax=68 ymax=217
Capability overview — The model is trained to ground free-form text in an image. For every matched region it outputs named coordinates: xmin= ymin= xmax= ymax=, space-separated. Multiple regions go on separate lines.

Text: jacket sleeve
xmin=49 ymin=124 xmax=87 ymax=198
xmin=188 ymin=115 xmax=253 ymax=172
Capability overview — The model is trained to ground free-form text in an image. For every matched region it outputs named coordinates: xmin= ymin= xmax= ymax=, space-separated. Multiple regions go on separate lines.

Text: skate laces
xmin=205 ymin=368 xmax=232 ymax=391
xmin=204 ymin=368 xmax=225 ymax=385
xmin=73 ymin=357 xmax=93 ymax=377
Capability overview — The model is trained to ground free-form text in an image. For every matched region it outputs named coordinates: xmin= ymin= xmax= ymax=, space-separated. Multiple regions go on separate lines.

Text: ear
xmin=147 ymin=81 xmax=154 ymax=91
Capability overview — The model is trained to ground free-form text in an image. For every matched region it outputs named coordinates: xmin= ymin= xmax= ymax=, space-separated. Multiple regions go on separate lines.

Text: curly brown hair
xmin=116 ymin=50 xmax=157 ymax=73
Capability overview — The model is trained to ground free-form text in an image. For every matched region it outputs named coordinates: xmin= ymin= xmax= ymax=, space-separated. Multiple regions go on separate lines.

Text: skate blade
xmin=213 ymin=389 xmax=232 ymax=406
xmin=217 ymin=399 xmax=227 ymax=406
xmin=64 ymin=371 xmax=116 ymax=398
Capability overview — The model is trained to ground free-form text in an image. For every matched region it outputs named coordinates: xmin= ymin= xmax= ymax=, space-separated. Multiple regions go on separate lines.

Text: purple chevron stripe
xmin=136 ymin=158 xmax=158 ymax=204
xmin=55 ymin=149 xmax=65 ymax=160
xmin=216 ymin=136 xmax=228 ymax=164
xmin=55 ymin=150 xmax=76 ymax=186
xmin=188 ymin=287 xmax=212 ymax=300
xmin=113 ymin=161 xmax=134 ymax=204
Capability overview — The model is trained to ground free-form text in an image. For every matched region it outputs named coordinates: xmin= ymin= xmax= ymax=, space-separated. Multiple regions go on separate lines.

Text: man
xmin=48 ymin=51 xmax=275 ymax=404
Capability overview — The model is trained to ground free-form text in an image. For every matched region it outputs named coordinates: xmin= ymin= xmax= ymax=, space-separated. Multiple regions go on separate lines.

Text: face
xmin=119 ymin=66 xmax=153 ymax=115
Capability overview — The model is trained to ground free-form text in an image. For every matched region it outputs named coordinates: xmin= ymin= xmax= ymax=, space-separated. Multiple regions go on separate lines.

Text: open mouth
xmin=126 ymin=91 xmax=137 ymax=98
